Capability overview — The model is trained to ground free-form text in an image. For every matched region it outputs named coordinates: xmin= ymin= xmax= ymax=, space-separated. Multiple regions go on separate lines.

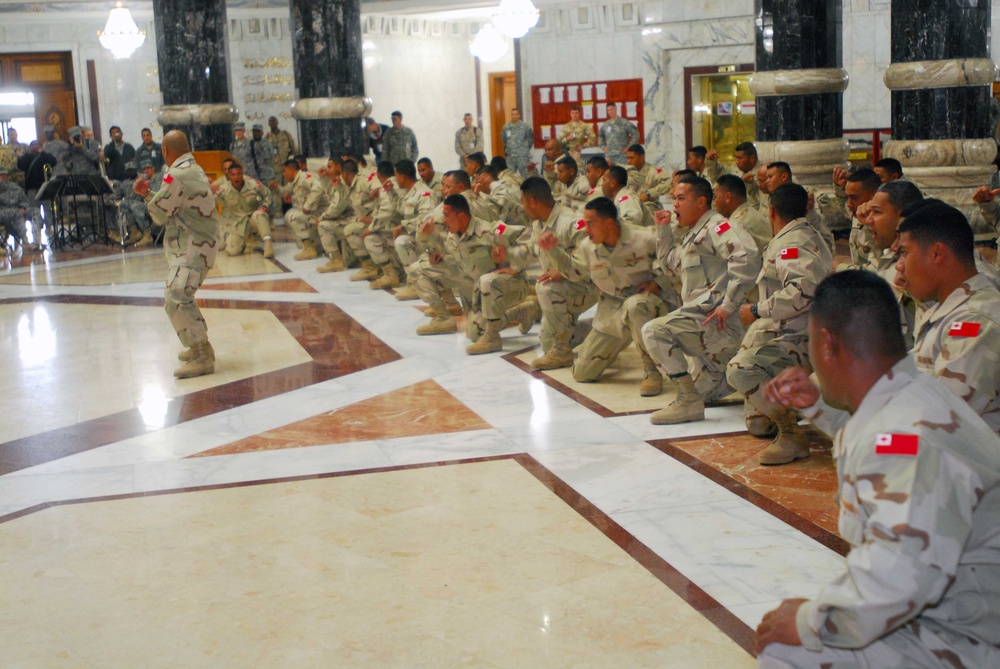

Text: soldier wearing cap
xmin=133 ymin=130 xmax=220 ymax=379
xmin=43 ymin=124 xmax=70 ymax=176
xmin=501 ymin=108 xmax=534 ymax=178
xmin=111 ymin=159 xmax=152 ymax=246
xmin=249 ymin=123 xmax=276 ymax=188
xmin=64 ymin=126 xmax=101 ymax=175
xmin=267 ymin=116 xmax=297 ymax=186
xmin=229 ymin=122 xmax=254 ymax=180
xmin=0 ymin=164 xmax=30 ymax=255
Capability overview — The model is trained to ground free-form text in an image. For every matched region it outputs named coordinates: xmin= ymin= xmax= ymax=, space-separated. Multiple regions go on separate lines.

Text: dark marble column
xmin=289 ymin=0 xmax=368 ymax=158
xmin=750 ymin=0 xmax=848 ymax=187
xmin=153 ymin=0 xmax=236 ymax=150
xmin=884 ymin=0 xmax=995 ymax=217
xmin=754 ymin=0 xmax=842 ymax=142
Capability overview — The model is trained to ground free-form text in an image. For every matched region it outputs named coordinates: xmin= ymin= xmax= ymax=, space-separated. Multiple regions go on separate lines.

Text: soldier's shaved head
xmin=161 ymin=130 xmax=190 ymax=164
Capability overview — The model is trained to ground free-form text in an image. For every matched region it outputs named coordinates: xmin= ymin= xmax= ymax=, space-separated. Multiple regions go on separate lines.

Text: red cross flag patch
xmin=587 ymin=187 xmax=595 ymax=195
xmin=656 ymin=168 xmax=663 ymax=174
xmin=367 ymin=173 xmax=375 ymax=182
xmin=495 ymin=223 xmax=507 ymax=236
xmin=949 ymin=321 xmax=981 ymax=338
xmin=162 ymin=174 xmax=174 ymax=185
xmin=421 ymin=191 xmax=431 ymax=197
xmin=575 ymin=219 xmax=586 ymax=231
xmin=618 ymin=195 xmax=629 ymax=203
xmin=875 ymin=433 xmax=919 ymax=456
xmin=780 ymin=247 xmax=799 ymax=260
xmin=714 ymin=221 xmax=731 ymax=235
xmin=305 ymin=173 xmax=311 ymax=178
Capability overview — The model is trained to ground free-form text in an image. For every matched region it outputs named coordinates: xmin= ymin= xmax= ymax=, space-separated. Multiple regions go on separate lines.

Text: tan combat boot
xmin=416 ymin=305 xmax=458 ymax=335
xmin=441 ymin=289 xmax=464 ymax=316
xmin=394 ymin=284 xmax=419 ymax=300
xmin=758 ymin=412 xmax=811 ymax=465
xmin=135 ymin=230 xmax=154 ymax=247
xmin=465 ymin=320 xmax=503 ymax=355
xmin=293 ymin=238 xmax=318 ymax=261
xmin=638 ymin=352 xmax=663 ymax=397
xmin=745 ymin=406 xmax=777 ymax=438
xmin=174 ymin=341 xmax=216 ymax=379
xmin=317 ymin=250 xmax=345 ymax=273
xmin=506 ymin=298 xmax=541 ymax=334
xmin=262 ymin=237 xmax=275 ymax=259
xmin=649 ymin=374 xmax=705 ymax=424
xmin=531 ymin=334 xmax=574 ymax=370
xmin=370 ymin=264 xmax=401 ymax=290
xmin=349 ymin=258 xmax=379 ymax=282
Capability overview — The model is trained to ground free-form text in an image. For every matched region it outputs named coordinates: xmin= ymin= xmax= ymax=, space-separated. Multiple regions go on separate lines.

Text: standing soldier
xmin=598 ymin=102 xmax=638 ymax=166
xmin=266 ymin=116 xmax=297 ymax=185
xmin=558 ymin=105 xmax=597 ymax=165
xmin=215 ymin=162 xmax=274 ymax=259
xmin=248 ymin=124 xmax=276 ymax=190
xmin=501 ymin=108 xmax=534 ymax=178
xmin=133 ymin=130 xmax=220 ymax=379
xmin=229 ymin=123 xmax=253 ymax=179
xmin=382 ymin=111 xmax=419 ymax=165
xmin=135 ymin=128 xmax=164 ymax=173
xmin=455 ymin=113 xmax=484 ymax=169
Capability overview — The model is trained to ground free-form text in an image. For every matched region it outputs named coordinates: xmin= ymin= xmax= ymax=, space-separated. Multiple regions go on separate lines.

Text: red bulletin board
xmin=530 ymin=78 xmax=645 ymax=149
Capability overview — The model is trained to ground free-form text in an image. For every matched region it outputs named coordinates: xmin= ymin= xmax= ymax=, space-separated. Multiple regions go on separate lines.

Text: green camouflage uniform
xmin=382 ymin=125 xmax=419 ymax=165
xmin=215 ymin=176 xmax=271 ymax=256
xmin=563 ymin=224 xmax=679 ymax=382
xmin=726 ymin=217 xmax=833 ymax=416
xmin=145 ymin=153 xmax=220 ymax=347
xmin=598 ymin=117 xmax=638 ymax=166
xmin=0 ymin=179 xmax=29 ymax=242
xmin=501 ymin=120 xmax=534 ymax=177
xmin=642 ymin=211 xmax=761 ymax=401
xmin=760 ymin=356 xmax=1000 ymax=669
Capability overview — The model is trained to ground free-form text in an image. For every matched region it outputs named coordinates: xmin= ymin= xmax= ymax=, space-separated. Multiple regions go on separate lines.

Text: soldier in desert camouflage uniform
xmin=389 ymin=159 xmax=438 ymax=298
xmin=642 ymin=176 xmax=761 ymax=416
xmin=557 ymin=105 xmax=596 ymax=165
xmin=363 ymin=161 xmax=406 ymax=290
xmin=554 ymin=156 xmax=591 ymax=213
xmin=756 ymin=270 xmax=1000 ymax=669
xmin=726 ymin=183 xmax=833 ymax=464
xmin=134 ymin=130 xmax=220 ymax=379
xmin=555 ymin=197 xmax=679 ymax=391
xmin=215 ymin=162 xmax=273 ymax=258
xmin=282 ymin=159 xmax=324 ymax=261
xmin=316 ymin=159 xmax=360 ymax=273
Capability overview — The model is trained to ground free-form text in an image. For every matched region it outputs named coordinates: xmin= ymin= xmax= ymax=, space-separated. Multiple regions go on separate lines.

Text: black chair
xmin=36 ymin=175 xmax=115 ymax=249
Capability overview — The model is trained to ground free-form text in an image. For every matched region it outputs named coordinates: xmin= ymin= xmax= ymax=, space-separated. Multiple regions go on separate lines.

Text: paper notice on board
xmin=568 ymin=85 xmax=578 ymax=102
xmin=626 ymin=101 xmax=638 ymax=117
xmin=539 ymin=87 xmax=550 ymax=104
xmin=553 ymin=86 xmax=565 ymax=103
xmin=595 ymin=83 xmax=608 ymax=99
xmin=582 ymin=104 xmax=594 ymax=120
xmin=596 ymin=102 xmax=607 ymax=119
xmin=540 ymin=125 xmax=552 ymax=140
xmin=553 ymin=124 xmax=564 ymax=138
xmin=582 ymin=84 xmax=593 ymax=101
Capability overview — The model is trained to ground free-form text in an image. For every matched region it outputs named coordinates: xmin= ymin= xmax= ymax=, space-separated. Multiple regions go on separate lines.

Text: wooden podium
xmin=192 ymin=150 xmax=236 ymax=184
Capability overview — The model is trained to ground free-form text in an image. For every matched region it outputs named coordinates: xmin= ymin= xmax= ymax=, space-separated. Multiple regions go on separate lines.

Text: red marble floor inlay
xmin=202 ymin=278 xmax=317 ymax=293
xmin=195 ymin=379 xmax=491 ymax=456
xmin=649 ymin=430 xmax=846 ymax=555
xmin=0 ymin=295 xmax=400 ymax=475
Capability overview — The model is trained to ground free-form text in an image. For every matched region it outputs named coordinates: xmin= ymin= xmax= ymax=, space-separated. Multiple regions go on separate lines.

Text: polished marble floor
xmin=0 ymin=239 xmax=847 ymax=667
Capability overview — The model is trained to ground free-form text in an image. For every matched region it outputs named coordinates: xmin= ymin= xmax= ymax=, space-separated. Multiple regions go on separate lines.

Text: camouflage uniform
xmin=344 ymin=174 xmax=379 ymax=264
xmin=728 ymin=201 xmax=772 ymax=255
xmin=135 ymin=141 xmax=164 ymax=173
xmin=558 ymin=120 xmax=596 ymax=163
xmin=421 ymin=171 xmax=443 ymax=200
xmin=215 ymin=176 xmax=272 ymax=256
xmin=509 ymin=203 xmax=598 ymax=352
xmin=267 ymin=129 xmax=297 ymax=185
xmin=144 ymin=153 xmax=220 ymax=347
xmin=870 ymin=248 xmax=918 ymax=350
xmin=113 ymin=178 xmax=151 ymax=234
xmin=472 ymin=222 xmax=533 ymax=341
xmin=316 ymin=177 xmax=353 ymax=263
xmin=363 ymin=178 xmax=404 ymax=272
xmin=247 ymin=138 xmax=275 ymax=184
xmin=740 ymin=168 xmax=761 ymax=210
xmin=841 ymin=216 xmax=874 ymax=270
xmin=760 ymin=356 xmax=1000 ymax=669
xmin=65 ymin=138 xmax=102 ymax=175
xmin=455 ymin=125 xmax=484 ymax=168
xmin=911 ymin=273 xmax=1000 ymax=434
xmin=565 ymin=224 xmax=679 ymax=382
xmin=726 ymin=217 xmax=833 ymax=417
xmin=501 ymin=120 xmax=534 ymax=177
xmin=229 ymin=137 xmax=253 ymax=179
xmin=628 ymin=163 xmax=667 ymax=196
xmin=45 ymin=138 xmax=71 ymax=176
xmin=559 ymin=173 xmax=592 ymax=213
xmin=598 ymin=117 xmax=638 ymax=166
xmin=283 ymin=169 xmax=321 ymax=247
xmin=382 ymin=125 xmax=419 ymax=165
xmin=392 ymin=182 xmax=439 ymax=266
xmin=480 ymin=180 xmax=528 ymax=228
xmin=612 ymin=189 xmax=648 ymax=228
xmin=0 ymin=178 xmax=29 ymax=242
xmin=643 ymin=211 xmax=762 ymax=401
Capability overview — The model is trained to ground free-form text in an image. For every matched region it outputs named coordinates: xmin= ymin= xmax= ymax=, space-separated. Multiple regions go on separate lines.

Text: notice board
xmin=529 ymin=78 xmax=645 ymax=149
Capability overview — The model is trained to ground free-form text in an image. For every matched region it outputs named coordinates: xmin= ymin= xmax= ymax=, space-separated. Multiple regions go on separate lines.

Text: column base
xmin=756 ymin=139 xmax=850 ymax=187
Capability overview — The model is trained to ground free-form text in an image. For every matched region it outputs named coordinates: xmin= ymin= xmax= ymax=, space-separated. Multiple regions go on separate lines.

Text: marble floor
xmin=0 ymin=238 xmax=848 ymax=667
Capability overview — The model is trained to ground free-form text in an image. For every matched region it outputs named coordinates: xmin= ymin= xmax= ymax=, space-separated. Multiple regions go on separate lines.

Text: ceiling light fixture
xmin=99 ymin=3 xmax=146 ymax=59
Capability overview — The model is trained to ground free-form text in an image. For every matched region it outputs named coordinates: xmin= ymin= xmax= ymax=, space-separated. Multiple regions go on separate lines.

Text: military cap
xmin=139 ymin=160 xmax=153 ymax=169
xmin=234 ymin=122 xmax=246 ymax=130
xmin=124 ymin=160 xmax=137 ymax=170
xmin=251 ymin=123 xmax=263 ymax=131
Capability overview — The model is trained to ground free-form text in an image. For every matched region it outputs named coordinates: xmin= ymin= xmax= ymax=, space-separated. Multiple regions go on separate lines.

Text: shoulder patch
xmin=305 ymin=173 xmax=311 ymax=178
xmin=367 ymin=173 xmax=375 ymax=182
xmin=656 ymin=168 xmax=663 ymax=174
xmin=421 ymin=192 xmax=431 ymax=197
xmin=949 ymin=321 xmax=982 ymax=338
xmin=875 ymin=433 xmax=919 ymax=456
xmin=618 ymin=195 xmax=629 ymax=203
xmin=779 ymin=247 xmax=799 ymax=260
xmin=587 ymin=187 xmax=595 ymax=195
xmin=495 ymin=223 xmax=507 ymax=236
xmin=575 ymin=219 xmax=586 ymax=231
xmin=714 ymin=221 xmax=731 ymax=235
xmin=163 ymin=174 xmax=174 ymax=185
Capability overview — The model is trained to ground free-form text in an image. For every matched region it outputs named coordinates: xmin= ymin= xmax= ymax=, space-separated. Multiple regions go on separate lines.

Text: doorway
xmin=489 ymin=72 xmax=516 ymax=157
xmin=684 ymin=64 xmax=755 ymax=165
xmin=0 ymin=51 xmax=77 ymax=141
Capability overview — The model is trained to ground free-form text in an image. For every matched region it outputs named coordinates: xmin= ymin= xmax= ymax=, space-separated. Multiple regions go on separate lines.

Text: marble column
xmin=153 ymin=0 xmax=238 ymax=150
xmin=883 ymin=0 xmax=996 ymax=218
xmin=749 ymin=0 xmax=849 ymax=186
xmin=288 ymin=0 xmax=371 ymax=158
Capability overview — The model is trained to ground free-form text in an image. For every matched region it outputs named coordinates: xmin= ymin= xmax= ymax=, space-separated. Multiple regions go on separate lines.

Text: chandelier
xmin=469 ymin=24 xmax=509 ymax=63
xmin=491 ymin=0 xmax=540 ymax=39
xmin=99 ymin=3 xmax=146 ymax=59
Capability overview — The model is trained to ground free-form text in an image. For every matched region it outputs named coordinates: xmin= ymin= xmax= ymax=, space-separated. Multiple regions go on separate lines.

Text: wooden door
xmin=489 ymin=72 xmax=516 ymax=157
xmin=0 ymin=51 xmax=77 ymax=139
